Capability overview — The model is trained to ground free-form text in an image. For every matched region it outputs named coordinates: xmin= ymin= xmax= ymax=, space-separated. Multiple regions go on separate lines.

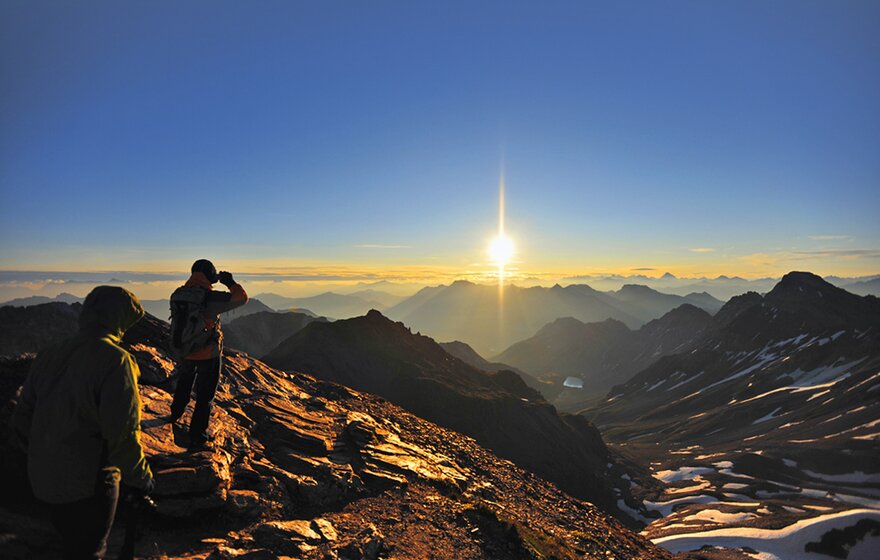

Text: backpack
xmin=169 ymin=286 xmax=217 ymax=358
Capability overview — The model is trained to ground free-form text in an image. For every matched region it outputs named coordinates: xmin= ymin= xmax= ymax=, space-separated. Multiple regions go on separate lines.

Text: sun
xmin=489 ymin=234 xmax=514 ymax=266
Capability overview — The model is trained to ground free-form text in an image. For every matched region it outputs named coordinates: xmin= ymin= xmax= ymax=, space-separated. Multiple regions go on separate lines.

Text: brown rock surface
xmin=0 ymin=315 xmax=669 ymax=559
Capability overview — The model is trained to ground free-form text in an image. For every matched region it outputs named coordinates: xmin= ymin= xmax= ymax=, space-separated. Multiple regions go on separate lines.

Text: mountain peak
xmin=365 ymin=308 xmax=386 ymax=320
xmin=772 ymin=271 xmax=832 ymax=292
xmin=619 ymin=284 xmax=656 ymax=294
xmin=662 ymin=302 xmax=710 ymax=319
xmin=766 ymin=271 xmax=847 ymax=306
xmin=660 ymin=272 xmax=676 ymax=280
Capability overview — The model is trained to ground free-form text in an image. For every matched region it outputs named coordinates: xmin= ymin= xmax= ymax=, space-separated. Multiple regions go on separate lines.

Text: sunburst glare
xmin=489 ymin=234 xmax=514 ymax=267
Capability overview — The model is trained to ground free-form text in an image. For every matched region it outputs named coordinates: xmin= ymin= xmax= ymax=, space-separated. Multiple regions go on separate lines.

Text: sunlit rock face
xmin=0 ymin=313 xmax=669 ymax=559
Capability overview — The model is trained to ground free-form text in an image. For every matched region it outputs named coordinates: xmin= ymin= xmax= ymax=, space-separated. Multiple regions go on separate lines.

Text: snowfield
xmin=653 ymin=465 xmax=715 ymax=483
xmin=652 ymin=508 xmax=880 ymax=560
xmin=684 ymin=508 xmax=757 ymax=524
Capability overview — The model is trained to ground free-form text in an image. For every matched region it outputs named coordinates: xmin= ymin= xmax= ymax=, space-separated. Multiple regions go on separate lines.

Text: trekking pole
xmin=119 ymin=494 xmax=157 ymax=560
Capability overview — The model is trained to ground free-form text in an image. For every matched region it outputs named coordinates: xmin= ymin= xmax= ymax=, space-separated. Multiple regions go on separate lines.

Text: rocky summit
xmin=0 ymin=313 xmax=667 ymax=559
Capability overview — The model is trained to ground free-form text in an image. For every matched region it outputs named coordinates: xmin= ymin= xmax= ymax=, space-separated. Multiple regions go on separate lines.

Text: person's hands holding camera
xmin=217 ymin=271 xmax=236 ymax=287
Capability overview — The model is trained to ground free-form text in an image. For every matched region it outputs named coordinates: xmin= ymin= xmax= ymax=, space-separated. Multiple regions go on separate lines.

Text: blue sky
xmin=1 ymin=0 xmax=878 ymax=285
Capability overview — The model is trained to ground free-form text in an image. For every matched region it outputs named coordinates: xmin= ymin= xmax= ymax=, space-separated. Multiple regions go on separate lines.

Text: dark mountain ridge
xmin=0 ymin=302 xmax=82 ymax=356
xmin=438 ymin=340 xmax=550 ymax=396
xmin=222 ymin=310 xmax=327 ymax=358
xmin=495 ymin=303 xmax=713 ymax=405
xmin=262 ymin=310 xmax=643 ymax=518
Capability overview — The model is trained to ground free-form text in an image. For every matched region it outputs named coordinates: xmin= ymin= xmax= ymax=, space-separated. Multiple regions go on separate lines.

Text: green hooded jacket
xmin=10 ymin=286 xmax=154 ymax=504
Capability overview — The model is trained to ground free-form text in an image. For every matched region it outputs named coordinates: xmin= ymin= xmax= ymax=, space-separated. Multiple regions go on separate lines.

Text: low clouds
xmin=808 ymin=235 xmax=852 ymax=241
xmin=737 ymin=248 xmax=880 ymax=269
xmin=690 ymin=248 xmax=716 ymax=253
xmin=792 ymin=249 xmax=880 ymax=260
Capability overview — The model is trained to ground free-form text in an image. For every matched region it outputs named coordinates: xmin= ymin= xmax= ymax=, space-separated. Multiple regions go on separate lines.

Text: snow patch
xmin=803 ymin=470 xmax=880 ymax=484
xmin=666 ymin=479 xmax=712 ymax=495
xmin=653 ymin=466 xmax=715 ymax=483
xmin=644 ymin=494 xmax=718 ymax=517
xmin=667 ymin=371 xmax=704 ymax=391
xmin=646 ymin=379 xmax=666 ymax=391
xmin=752 ymin=407 xmax=784 ymax=425
xmin=684 ymin=509 xmax=757 ymax=525
xmin=652 ymin=508 xmax=880 ymax=560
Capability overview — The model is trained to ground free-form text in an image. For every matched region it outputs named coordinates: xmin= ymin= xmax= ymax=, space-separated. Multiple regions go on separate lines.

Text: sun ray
xmin=488 ymin=169 xmax=515 ymax=284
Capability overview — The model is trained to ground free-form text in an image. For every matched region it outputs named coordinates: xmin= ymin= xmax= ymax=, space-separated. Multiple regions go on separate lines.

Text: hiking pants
xmin=170 ymin=356 xmax=221 ymax=445
xmin=47 ymin=468 xmax=120 ymax=559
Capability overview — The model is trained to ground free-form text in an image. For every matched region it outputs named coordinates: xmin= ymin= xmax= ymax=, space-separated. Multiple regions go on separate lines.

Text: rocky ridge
xmin=0 ymin=314 xmax=668 ymax=559
xmin=262 ymin=310 xmax=646 ymax=520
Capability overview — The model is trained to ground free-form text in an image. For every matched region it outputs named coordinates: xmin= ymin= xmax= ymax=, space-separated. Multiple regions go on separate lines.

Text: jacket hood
xmin=78 ymin=285 xmax=145 ymax=339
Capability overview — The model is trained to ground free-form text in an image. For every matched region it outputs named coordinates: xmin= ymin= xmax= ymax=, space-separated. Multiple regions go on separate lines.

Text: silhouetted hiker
xmin=10 ymin=285 xmax=154 ymax=560
xmin=168 ymin=259 xmax=247 ymax=450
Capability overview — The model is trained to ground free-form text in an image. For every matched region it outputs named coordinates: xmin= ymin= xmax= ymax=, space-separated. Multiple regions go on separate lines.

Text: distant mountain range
xmin=223 ymin=310 xmax=326 ymax=357
xmin=137 ymin=297 xmax=274 ymax=323
xmin=262 ymin=310 xmax=644 ymax=518
xmin=839 ymin=276 xmax=880 ymax=297
xmin=384 ymin=280 xmax=723 ymax=355
xmin=254 ymin=290 xmax=404 ymax=318
xmin=562 ymin=272 xmax=880 ymax=300
xmin=495 ymin=303 xmax=713 ymax=404
xmin=0 ymin=292 xmax=83 ymax=307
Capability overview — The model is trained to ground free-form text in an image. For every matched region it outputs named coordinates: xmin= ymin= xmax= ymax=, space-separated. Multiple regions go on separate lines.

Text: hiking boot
xmin=187 ymin=433 xmax=214 ymax=451
xmin=187 ymin=440 xmax=214 ymax=452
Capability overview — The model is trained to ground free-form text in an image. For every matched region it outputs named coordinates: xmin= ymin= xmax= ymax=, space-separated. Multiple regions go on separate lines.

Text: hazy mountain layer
xmin=255 ymin=291 xmax=387 ymax=319
xmin=0 ymin=293 xmax=82 ymax=307
xmin=385 ymin=280 xmax=721 ymax=355
xmin=223 ymin=310 xmax=327 ymax=358
xmin=495 ymin=304 xmax=713 ymax=405
xmin=438 ymin=340 xmax=551 ymax=397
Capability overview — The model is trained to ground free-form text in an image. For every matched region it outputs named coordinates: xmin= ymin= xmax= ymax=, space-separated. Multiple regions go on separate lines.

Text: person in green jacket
xmin=11 ymin=285 xmax=154 ymax=559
